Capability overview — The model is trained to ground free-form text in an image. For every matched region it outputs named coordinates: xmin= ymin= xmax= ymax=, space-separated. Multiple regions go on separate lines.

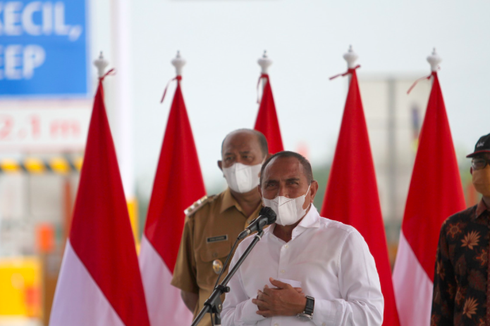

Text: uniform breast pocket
xmin=197 ymin=241 xmax=232 ymax=289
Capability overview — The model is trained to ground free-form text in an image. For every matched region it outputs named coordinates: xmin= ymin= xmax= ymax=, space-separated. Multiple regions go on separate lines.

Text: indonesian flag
xmin=139 ymin=77 xmax=206 ymax=326
xmin=321 ymin=68 xmax=400 ymax=326
xmin=392 ymin=71 xmax=465 ymax=326
xmin=50 ymin=73 xmax=150 ymax=326
xmin=254 ymin=74 xmax=284 ymax=153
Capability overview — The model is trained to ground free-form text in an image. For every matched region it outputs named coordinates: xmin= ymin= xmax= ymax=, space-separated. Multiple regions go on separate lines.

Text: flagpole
xmin=93 ymin=52 xmax=108 ymax=78
xmin=393 ymin=48 xmax=465 ymax=326
xmin=50 ymin=52 xmax=151 ymax=326
xmin=343 ymin=45 xmax=358 ymax=84
xmin=257 ymin=50 xmax=272 ymax=100
xmin=427 ymin=48 xmax=441 ymax=72
xmin=323 ymin=46 xmax=401 ymax=326
xmin=427 ymin=48 xmax=441 ymax=87
xmin=172 ymin=51 xmax=186 ymax=77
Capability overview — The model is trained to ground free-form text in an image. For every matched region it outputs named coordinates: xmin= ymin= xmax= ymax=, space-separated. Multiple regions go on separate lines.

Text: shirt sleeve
xmin=221 ymin=242 xmax=266 ymax=326
xmin=171 ymin=215 xmax=199 ymax=294
xmin=430 ymin=221 xmax=455 ymax=325
xmin=312 ymin=230 xmax=384 ymax=326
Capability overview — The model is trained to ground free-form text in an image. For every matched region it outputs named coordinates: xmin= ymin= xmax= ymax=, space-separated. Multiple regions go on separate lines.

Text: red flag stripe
xmin=400 ymin=72 xmax=466 ymax=281
xmin=144 ymin=80 xmax=206 ymax=272
xmin=321 ymin=70 xmax=400 ymax=326
xmin=254 ymin=74 xmax=284 ymax=154
xmin=69 ymin=78 xmax=150 ymax=326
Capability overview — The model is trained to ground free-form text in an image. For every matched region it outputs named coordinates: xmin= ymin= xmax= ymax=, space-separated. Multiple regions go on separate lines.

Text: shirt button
xmin=274 ymin=324 xmax=279 ymax=326
xmin=280 ymin=269 xmax=285 ymax=274
xmin=322 ymin=323 xmax=326 ymax=326
xmin=284 ymin=244 xmax=289 ymax=249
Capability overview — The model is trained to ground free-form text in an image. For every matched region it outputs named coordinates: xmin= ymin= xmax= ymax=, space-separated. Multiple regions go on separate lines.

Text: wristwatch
xmin=296 ymin=295 xmax=314 ymax=320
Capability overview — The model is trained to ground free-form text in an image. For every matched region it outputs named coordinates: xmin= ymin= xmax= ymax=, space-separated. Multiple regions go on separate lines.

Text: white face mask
xmin=262 ymin=185 xmax=311 ymax=226
xmin=223 ymin=162 xmax=262 ymax=193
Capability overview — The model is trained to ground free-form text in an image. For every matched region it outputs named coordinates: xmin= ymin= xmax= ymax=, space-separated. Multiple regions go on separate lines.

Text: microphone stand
xmin=191 ymin=229 xmax=265 ymax=326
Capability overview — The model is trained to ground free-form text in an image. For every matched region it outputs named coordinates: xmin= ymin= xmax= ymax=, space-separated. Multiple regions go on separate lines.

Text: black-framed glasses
xmin=471 ymin=157 xmax=489 ymax=170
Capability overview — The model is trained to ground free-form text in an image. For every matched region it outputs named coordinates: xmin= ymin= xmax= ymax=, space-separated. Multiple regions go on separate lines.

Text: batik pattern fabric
xmin=431 ymin=199 xmax=490 ymax=325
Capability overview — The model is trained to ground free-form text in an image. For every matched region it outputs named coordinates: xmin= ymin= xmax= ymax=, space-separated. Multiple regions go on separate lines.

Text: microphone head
xmin=259 ymin=206 xmax=277 ymax=224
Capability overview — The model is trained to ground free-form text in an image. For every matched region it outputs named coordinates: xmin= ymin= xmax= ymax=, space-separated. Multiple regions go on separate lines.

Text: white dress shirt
xmin=221 ymin=205 xmax=384 ymax=326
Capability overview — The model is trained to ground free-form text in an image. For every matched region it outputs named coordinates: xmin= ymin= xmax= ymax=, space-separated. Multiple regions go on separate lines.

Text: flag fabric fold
xmin=392 ymin=71 xmax=466 ymax=326
xmin=50 ymin=73 xmax=150 ymax=326
xmin=254 ymin=74 xmax=284 ymax=154
xmin=139 ymin=78 xmax=206 ymax=326
xmin=321 ymin=68 xmax=400 ymax=326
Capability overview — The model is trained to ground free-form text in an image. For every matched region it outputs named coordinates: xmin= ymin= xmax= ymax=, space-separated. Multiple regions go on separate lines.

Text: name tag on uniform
xmin=206 ymin=235 xmax=228 ymax=243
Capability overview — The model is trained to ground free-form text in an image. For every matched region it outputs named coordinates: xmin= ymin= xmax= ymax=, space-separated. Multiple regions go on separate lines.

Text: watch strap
xmin=303 ymin=295 xmax=314 ymax=316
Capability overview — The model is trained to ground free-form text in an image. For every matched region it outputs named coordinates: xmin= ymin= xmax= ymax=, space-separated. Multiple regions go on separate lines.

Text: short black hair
xmin=260 ymin=151 xmax=313 ymax=185
xmin=221 ymin=129 xmax=268 ymax=157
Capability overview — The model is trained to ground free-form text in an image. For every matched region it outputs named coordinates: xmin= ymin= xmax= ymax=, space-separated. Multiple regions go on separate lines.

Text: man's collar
xmin=220 ymin=188 xmax=239 ymax=214
xmin=475 ymin=198 xmax=490 ymax=219
xmin=265 ymin=204 xmax=320 ymax=238
xmin=220 ymin=188 xmax=263 ymax=218
xmin=296 ymin=204 xmax=321 ymax=230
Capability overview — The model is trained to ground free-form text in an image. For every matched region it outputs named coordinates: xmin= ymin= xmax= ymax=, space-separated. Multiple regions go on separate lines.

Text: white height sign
xmin=0 ymin=100 xmax=91 ymax=152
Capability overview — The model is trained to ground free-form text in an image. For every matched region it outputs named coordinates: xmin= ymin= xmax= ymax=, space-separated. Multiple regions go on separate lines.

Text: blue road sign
xmin=0 ymin=0 xmax=88 ymax=97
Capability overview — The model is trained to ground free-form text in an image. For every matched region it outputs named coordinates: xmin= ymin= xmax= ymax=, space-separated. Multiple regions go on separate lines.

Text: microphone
xmin=238 ymin=207 xmax=276 ymax=240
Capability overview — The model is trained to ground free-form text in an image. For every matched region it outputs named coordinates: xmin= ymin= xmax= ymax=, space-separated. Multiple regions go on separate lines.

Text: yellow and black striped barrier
xmin=0 ymin=157 xmax=83 ymax=174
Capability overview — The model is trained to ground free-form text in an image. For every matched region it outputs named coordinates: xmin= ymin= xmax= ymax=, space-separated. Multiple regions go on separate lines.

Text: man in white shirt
xmin=221 ymin=151 xmax=384 ymax=326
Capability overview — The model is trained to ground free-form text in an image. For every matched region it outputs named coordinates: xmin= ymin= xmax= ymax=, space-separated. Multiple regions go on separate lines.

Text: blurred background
xmin=0 ymin=0 xmax=489 ymax=324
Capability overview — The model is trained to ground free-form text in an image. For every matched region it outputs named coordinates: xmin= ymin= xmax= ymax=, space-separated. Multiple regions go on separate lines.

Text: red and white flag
xmin=321 ymin=67 xmax=400 ymax=326
xmin=392 ymin=71 xmax=465 ymax=326
xmin=254 ymin=74 xmax=284 ymax=153
xmin=139 ymin=77 xmax=206 ymax=326
xmin=50 ymin=72 xmax=150 ymax=326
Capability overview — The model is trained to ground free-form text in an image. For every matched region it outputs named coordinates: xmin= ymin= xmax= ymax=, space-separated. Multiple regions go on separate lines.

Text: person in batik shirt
xmin=431 ymin=133 xmax=490 ymax=325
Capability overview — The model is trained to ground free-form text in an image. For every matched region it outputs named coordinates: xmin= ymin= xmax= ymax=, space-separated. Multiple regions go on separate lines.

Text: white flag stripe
xmin=50 ymin=240 xmax=125 ymax=326
xmin=393 ymin=231 xmax=433 ymax=326
xmin=139 ymin=235 xmax=193 ymax=326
